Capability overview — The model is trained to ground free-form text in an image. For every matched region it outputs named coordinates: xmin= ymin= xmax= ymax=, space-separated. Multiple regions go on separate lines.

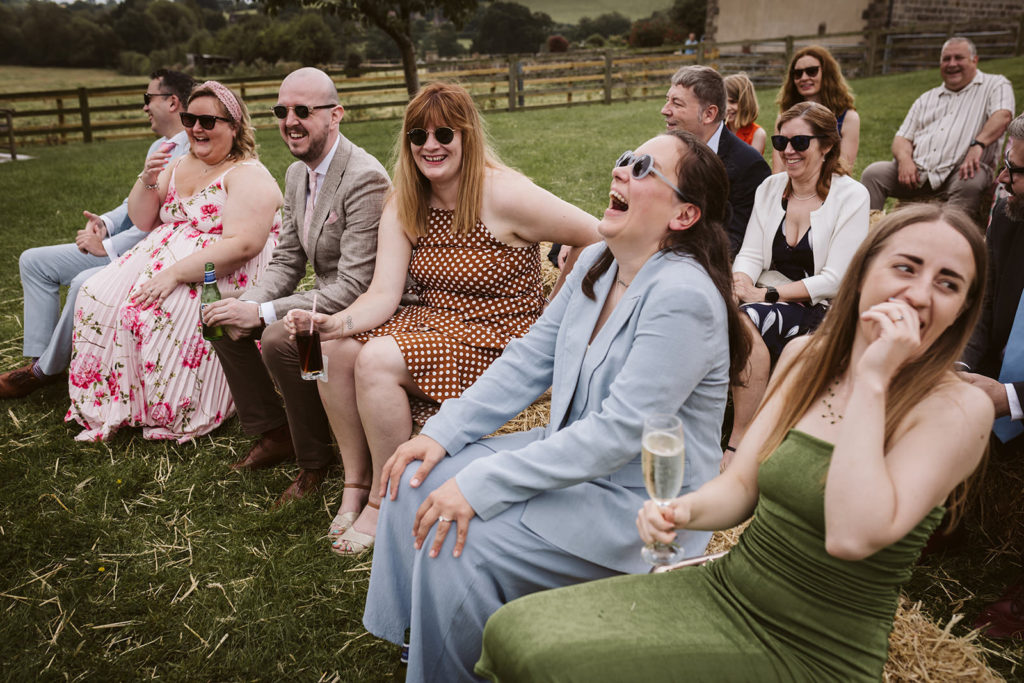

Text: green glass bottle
xmin=201 ymin=262 xmax=224 ymax=341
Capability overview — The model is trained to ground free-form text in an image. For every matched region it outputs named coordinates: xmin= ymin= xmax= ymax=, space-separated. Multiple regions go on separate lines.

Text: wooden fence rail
xmin=0 ymin=16 xmax=1020 ymax=147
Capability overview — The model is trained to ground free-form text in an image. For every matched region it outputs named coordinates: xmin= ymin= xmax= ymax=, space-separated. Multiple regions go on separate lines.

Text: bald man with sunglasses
xmin=203 ymin=67 xmax=391 ymax=507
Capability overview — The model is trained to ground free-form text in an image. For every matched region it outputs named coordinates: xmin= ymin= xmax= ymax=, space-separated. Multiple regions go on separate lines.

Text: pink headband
xmin=196 ymin=80 xmax=242 ymax=122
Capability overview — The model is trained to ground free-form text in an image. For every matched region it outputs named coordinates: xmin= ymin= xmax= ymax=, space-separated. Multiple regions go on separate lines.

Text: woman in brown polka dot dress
xmin=287 ymin=82 xmax=599 ymax=554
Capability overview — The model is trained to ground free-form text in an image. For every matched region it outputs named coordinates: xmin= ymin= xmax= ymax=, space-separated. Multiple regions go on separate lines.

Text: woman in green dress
xmin=475 ymin=203 xmax=993 ymax=682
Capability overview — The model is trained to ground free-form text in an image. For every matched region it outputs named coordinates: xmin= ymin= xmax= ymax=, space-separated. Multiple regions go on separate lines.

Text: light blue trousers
xmin=19 ymin=230 xmax=145 ymax=375
xmin=363 ymin=436 xmax=622 ymax=683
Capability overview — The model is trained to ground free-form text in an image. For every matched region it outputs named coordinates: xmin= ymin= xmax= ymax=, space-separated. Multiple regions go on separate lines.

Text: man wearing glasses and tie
xmin=203 ymin=67 xmax=391 ymax=507
xmin=958 ymin=113 xmax=1024 ymax=641
xmin=860 ymin=36 xmax=1014 ymax=223
xmin=0 ymin=69 xmax=192 ymax=399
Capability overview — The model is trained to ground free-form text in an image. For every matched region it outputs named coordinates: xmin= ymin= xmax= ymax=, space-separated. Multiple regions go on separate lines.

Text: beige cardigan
xmin=732 ymin=172 xmax=870 ymax=305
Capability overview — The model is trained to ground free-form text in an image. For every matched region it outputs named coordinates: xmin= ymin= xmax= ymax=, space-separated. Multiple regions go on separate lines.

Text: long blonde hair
xmin=754 ymin=204 xmax=987 ymax=470
xmin=391 ymin=82 xmax=503 ymax=238
xmin=724 ymin=73 xmax=759 ymax=130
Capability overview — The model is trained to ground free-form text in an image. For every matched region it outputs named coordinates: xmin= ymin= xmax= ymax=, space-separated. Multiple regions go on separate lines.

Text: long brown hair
xmin=754 ymin=204 xmax=987 ymax=477
xmin=777 ymin=45 xmax=856 ymax=115
xmin=778 ymin=101 xmax=845 ymax=200
xmin=582 ymin=130 xmax=751 ymax=384
xmin=391 ymin=81 xmax=503 ymax=238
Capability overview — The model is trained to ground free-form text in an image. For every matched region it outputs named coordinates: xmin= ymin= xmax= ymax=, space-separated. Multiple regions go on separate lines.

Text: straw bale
xmin=884 ymin=599 xmax=1003 ymax=682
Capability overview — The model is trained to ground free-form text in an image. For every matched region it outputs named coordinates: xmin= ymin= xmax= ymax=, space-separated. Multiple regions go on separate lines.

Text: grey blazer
xmin=245 ymin=135 xmax=391 ymax=318
xmin=421 ymin=243 xmax=731 ymax=574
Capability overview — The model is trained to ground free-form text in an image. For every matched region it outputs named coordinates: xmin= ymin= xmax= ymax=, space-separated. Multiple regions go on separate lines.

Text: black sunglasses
xmin=407 ymin=127 xmax=456 ymax=146
xmin=791 ymin=65 xmax=820 ymax=79
xmin=144 ymin=92 xmax=174 ymax=106
xmin=272 ymin=104 xmax=335 ymax=119
xmin=1004 ymin=153 xmax=1024 ymax=184
xmin=180 ymin=112 xmax=233 ymax=130
xmin=615 ymin=151 xmax=691 ymax=202
xmin=771 ymin=134 xmax=828 ymax=152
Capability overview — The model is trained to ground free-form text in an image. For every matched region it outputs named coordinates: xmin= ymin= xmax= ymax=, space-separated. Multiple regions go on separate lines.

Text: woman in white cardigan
xmin=726 ymin=102 xmax=869 ymax=460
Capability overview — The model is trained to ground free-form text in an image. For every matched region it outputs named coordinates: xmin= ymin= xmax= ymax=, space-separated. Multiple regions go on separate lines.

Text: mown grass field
xmin=1 ymin=58 xmax=1023 ymax=681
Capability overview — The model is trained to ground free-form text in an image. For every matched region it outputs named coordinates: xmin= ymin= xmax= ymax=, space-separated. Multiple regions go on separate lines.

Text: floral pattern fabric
xmin=66 ymin=160 xmax=281 ymax=442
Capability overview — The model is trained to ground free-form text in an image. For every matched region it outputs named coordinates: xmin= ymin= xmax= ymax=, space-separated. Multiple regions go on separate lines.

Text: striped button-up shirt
xmin=895 ymin=69 xmax=1015 ymax=189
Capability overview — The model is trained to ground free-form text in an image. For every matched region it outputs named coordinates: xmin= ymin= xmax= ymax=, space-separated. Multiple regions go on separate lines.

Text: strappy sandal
xmin=331 ymin=501 xmax=378 ymax=556
xmin=328 ymin=483 xmax=371 ymax=539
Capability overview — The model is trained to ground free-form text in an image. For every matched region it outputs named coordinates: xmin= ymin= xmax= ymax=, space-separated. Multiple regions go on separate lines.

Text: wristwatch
xmin=764 ymin=286 xmax=780 ymax=304
xmin=969 ymin=139 xmax=985 ymax=148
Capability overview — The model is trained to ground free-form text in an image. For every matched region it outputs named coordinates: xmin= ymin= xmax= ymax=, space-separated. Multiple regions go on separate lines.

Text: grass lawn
xmin=2 ymin=57 xmax=1024 ymax=681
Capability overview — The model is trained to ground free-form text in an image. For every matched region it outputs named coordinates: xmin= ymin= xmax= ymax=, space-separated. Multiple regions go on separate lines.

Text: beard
xmin=1005 ymin=192 xmax=1024 ymax=222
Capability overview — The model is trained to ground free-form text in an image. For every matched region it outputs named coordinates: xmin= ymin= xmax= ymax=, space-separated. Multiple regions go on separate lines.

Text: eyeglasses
xmin=144 ymin=92 xmax=174 ymax=106
xmin=791 ymin=65 xmax=820 ymax=79
xmin=407 ymin=127 xmax=456 ymax=146
xmin=271 ymin=104 xmax=336 ymax=119
xmin=614 ymin=151 xmax=691 ymax=202
xmin=771 ymin=134 xmax=828 ymax=152
xmin=180 ymin=112 xmax=233 ymax=130
xmin=1003 ymin=153 xmax=1024 ymax=184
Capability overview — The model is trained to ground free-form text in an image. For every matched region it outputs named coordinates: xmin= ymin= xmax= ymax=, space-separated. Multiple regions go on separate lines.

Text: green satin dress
xmin=475 ymin=429 xmax=943 ymax=682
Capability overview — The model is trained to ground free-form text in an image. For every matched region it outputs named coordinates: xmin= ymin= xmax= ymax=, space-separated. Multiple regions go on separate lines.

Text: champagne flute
xmin=640 ymin=414 xmax=685 ymax=566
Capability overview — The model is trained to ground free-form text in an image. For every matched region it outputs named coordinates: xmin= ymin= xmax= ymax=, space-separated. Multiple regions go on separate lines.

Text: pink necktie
xmin=303 ymin=171 xmax=318 ymax=245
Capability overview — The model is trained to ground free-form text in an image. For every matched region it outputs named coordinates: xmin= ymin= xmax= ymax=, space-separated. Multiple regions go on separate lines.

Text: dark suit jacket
xmin=963 ymin=198 xmax=1024 ymax=405
xmin=717 ymin=126 xmax=771 ymax=258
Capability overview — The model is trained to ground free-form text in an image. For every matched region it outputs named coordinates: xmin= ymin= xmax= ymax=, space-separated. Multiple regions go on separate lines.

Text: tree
xmin=577 ymin=12 xmax=630 ymax=41
xmin=260 ymin=0 xmax=479 ymax=97
xmin=471 ymin=1 xmax=551 ymax=55
xmin=668 ymin=0 xmax=706 ymax=37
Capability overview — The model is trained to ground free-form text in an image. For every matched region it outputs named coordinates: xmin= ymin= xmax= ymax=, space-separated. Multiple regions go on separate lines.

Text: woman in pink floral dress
xmin=67 ymin=81 xmax=283 ymax=442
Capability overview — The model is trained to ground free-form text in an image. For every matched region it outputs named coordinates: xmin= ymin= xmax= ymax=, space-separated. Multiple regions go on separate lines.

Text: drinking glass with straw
xmin=297 ymin=292 xmax=325 ymax=380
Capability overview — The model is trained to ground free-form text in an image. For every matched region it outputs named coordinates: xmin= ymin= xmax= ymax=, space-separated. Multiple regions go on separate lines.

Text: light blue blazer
xmin=421 ymin=243 xmax=731 ymax=574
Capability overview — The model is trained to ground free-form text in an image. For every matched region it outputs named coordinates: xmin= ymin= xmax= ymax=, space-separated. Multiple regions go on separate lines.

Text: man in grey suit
xmin=204 ymin=67 xmax=390 ymax=506
xmin=0 ymin=68 xmax=192 ymax=398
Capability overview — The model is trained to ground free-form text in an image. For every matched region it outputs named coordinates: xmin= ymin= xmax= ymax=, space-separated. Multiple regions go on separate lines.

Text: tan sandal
xmin=328 ymin=483 xmax=371 ymax=539
xmin=331 ymin=501 xmax=378 ymax=556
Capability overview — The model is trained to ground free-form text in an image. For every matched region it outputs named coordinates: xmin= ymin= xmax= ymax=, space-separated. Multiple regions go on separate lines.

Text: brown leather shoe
xmin=0 ymin=362 xmax=59 ymax=399
xmin=229 ymin=433 xmax=296 ymax=471
xmin=975 ymin=576 xmax=1024 ymax=640
xmin=274 ymin=468 xmax=330 ymax=508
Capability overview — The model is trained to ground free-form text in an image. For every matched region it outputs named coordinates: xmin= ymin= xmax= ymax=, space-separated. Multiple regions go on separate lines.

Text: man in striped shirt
xmin=860 ymin=36 xmax=1014 ymax=222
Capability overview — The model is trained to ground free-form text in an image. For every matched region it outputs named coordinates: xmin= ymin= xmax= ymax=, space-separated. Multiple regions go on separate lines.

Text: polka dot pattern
xmin=356 ymin=207 xmax=544 ymax=424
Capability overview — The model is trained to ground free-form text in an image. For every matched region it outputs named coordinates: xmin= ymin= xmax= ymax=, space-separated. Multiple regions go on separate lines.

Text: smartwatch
xmin=969 ymin=139 xmax=985 ymax=149
xmin=764 ymin=286 xmax=780 ymax=304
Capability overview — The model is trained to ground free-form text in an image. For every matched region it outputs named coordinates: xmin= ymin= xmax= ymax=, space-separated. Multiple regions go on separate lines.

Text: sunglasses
xmin=180 ymin=112 xmax=233 ymax=130
xmin=144 ymin=92 xmax=174 ymax=106
xmin=1004 ymin=153 xmax=1024 ymax=184
xmin=615 ymin=151 xmax=691 ymax=202
xmin=791 ymin=65 xmax=820 ymax=79
xmin=407 ymin=127 xmax=456 ymax=146
xmin=771 ymin=134 xmax=828 ymax=152
xmin=271 ymin=104 xmax=335 ymax=119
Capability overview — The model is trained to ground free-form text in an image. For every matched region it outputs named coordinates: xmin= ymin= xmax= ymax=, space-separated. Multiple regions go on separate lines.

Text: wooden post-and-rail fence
xmin=0 ymin=15 xmax=1020 ymax=148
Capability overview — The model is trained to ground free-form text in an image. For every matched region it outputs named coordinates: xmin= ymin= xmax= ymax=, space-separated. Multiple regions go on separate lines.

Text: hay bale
xmin=884 ymin=598 xmax=1003 ymax=682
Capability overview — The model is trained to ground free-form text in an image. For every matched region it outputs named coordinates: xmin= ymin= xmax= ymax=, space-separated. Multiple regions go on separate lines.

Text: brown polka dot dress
xmin=355 ymin=207 xmax=544 ymax=424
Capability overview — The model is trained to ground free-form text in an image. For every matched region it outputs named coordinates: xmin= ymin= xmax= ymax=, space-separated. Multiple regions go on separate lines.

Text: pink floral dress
xmin=66 ymin=160 xmax=282 ymax=443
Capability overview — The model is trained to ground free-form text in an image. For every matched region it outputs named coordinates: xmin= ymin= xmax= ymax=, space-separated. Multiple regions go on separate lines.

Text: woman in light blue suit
xmin=363 ymin=130 xmax=751 ymax=682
